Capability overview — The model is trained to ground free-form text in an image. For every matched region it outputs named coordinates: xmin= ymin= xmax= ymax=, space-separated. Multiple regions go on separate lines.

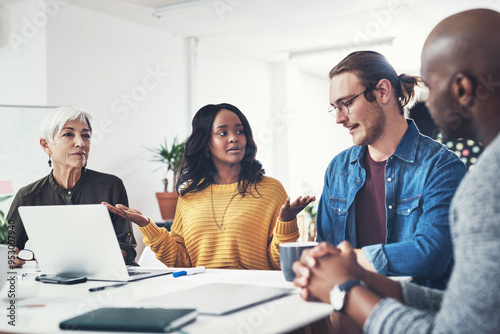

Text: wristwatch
xmin=330 ymin=279 xmax=366 ymax=312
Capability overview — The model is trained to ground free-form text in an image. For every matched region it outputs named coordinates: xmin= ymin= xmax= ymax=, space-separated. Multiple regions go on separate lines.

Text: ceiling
xmin=8 ymin=0 xmax=500 ymax=77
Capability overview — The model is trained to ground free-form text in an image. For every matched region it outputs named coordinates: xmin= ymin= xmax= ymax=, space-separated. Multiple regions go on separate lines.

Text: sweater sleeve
xmin=364 ymin=282 xmax=443 ymax=333
xmin=268 ymin=217 xmax=300 ymax=269
xmin=266 ymin=179 xmax=300 ymax=269
xmin=139 ymin=217 xmax=192 ymax=268
xmin=400 ymin=281 xmax=444 ymax=311
xmin=364 ymin=297 xmax=437 ymax=334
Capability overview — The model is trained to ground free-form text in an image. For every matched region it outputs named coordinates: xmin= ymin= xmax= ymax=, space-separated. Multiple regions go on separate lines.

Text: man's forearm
xmin=362 ymin=270 xmax=404 ymax=302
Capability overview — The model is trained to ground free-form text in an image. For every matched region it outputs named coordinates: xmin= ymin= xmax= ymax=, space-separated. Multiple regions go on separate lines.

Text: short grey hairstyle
xmin=39 ymin=106 xmax=94 ymax=142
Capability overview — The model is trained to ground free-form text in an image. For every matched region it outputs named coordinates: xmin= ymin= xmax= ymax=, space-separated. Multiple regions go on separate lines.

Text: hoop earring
xmin=48 ymin=156 xmax=52 ymax=168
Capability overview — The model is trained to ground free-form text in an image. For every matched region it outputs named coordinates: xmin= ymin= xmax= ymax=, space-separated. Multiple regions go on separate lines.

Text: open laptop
xmin=18 ymin=204 xmax=174 ymax=282
xmin=139 ymin=283 xmax=294 ymax=315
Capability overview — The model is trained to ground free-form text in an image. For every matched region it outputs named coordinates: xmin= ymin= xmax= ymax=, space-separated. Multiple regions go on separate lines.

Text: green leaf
xmin=147 ymin=137 xmax=187 ymax=190
xmin=0 ymin=195 xmax=12 ymax=202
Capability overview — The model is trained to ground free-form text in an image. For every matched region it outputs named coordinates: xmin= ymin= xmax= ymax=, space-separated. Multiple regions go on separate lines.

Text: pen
xmin=173 ymin=266 xmax=206 ymax=278
xmin=89 ymin=283 xmax=128 ymax=292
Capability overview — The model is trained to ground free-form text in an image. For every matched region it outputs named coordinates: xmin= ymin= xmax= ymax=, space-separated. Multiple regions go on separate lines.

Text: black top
xmin=7 ymin=168 xmax=137 ymax=265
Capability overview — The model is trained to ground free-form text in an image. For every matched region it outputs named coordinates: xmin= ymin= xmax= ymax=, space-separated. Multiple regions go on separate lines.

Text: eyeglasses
xmin=17 ymin=249 xmax=35 ymax=261
xmin=12 ymin=249 xmax=39 ymax=272
xmin=328 ymin=89 xmax=367 ymax=119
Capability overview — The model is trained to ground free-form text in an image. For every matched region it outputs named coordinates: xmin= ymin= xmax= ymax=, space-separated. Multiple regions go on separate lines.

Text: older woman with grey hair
xmin=7 ymin=106 xmax=137 ymax=268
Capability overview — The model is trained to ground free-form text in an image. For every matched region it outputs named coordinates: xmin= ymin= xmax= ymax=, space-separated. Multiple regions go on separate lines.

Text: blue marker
xmin=173 ymin=266 xmax=206 ymax=278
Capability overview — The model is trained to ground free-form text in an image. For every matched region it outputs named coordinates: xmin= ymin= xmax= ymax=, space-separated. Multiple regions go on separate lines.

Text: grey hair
xmin=39 ymin=106 xmax=93 ymax=142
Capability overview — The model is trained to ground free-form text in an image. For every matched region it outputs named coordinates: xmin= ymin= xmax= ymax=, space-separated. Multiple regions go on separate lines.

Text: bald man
xmin=293 ymin=8 xmax=500 ymax=334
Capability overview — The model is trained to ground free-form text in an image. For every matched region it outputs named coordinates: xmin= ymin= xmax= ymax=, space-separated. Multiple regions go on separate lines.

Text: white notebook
xmin=139 ymin=283 xmax=293 ymax=315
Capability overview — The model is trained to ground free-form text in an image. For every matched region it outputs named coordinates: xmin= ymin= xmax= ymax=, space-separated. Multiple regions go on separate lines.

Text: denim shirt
xmin=316 ymin=120 xmax=466 ymax=288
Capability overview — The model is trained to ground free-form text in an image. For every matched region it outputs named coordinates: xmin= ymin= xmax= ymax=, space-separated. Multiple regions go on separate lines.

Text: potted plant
xmin=149 ymin=137 xmax=186 ymax=221
xmin=304 ymin=203 xmax=317 ymax=242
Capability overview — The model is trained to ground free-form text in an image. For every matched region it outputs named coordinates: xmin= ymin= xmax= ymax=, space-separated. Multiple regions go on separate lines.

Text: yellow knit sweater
xmin=139 ymin=176 xmax=299 ymax=270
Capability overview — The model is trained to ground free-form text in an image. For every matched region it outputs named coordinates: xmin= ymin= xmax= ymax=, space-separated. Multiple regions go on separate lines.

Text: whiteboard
xmin=0 ymin=105 xmax=56 ymax=213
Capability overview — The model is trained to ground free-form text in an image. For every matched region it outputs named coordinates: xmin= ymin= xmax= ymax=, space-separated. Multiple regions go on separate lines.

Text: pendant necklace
xmin=211 ymin=185 xmax=237 ymax=232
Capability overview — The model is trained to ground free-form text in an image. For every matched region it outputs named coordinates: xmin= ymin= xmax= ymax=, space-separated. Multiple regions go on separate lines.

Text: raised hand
xmin=279 ymin=196 xmax=316 ymax=222
xmin=102 ymin=202 xmax=150 ymax=227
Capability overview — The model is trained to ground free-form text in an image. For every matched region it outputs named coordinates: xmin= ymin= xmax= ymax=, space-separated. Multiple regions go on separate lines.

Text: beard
xmin=353 ymin=102 xmax=386 ymax=146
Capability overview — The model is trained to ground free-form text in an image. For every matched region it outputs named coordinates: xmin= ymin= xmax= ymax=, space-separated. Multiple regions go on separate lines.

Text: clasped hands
xmin=292 ymin=241 xmax=366 ymax=304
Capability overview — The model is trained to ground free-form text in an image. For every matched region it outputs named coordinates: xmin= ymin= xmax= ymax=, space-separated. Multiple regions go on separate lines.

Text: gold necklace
xmin=210 ymin=185 xmax=237 ymax=232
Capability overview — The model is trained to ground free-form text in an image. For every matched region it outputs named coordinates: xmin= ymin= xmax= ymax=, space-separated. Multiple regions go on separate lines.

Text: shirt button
xmin=407 ymin=209 xmax=411 ymax=213
xmin=387 ymin=177 xmax=392 ymax=182
xmin=338 ymin=209 xmax=341 ymax=213
xmin=68 ymin=191 xmax=72 ymax=195
xmin=388 ymin=205 xmax=393 ymax=210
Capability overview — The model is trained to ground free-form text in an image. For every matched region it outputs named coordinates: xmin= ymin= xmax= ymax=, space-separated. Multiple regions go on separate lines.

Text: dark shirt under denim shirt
xmin=316 ymin=120 xmax=466 ymax=289
xmin=355 ymin=151 xmax=387 ymax=247
xmin=7 ymin=167 xmax=137 ymax=265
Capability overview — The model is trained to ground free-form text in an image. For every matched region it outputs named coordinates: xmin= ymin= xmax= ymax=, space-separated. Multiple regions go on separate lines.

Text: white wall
xmin=44 ymin=3 xmax=189 ymax=223
xmin=0 ymin=1 xmax=191 ymax=222
xmin=196 ymin=42 xmax=278 ymax=179
xmin=287 ymin=71 xmax=352 ymax=200
xmin=0 ymin=1 xmax=47 ymax=105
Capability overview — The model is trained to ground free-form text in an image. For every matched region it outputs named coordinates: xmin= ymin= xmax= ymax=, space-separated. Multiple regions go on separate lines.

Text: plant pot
xmin=155 ymin=192 xmax=178 ymax=221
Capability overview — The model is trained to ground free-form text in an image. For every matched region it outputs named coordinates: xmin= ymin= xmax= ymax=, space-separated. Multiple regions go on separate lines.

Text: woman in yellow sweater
xmin=104 ymin=103 xmax=314 ymax=269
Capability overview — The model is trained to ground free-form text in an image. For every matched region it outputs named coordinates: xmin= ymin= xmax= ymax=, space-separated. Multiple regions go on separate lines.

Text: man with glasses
xmin=316 ymin=51 xmax=466 ymax=290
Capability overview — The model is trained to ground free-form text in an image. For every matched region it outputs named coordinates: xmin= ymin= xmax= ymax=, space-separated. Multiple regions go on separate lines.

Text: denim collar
xmin=350 ymin=119 xmax=419 ymax=165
